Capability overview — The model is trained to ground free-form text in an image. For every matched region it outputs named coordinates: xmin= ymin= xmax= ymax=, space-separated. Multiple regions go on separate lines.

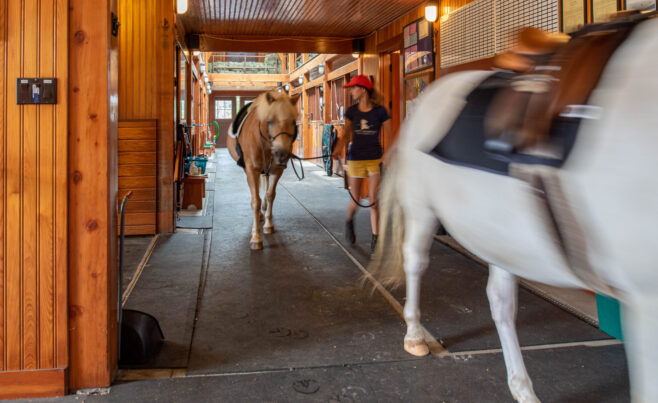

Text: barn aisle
xmin=23 ymin=150 xmax=629 ymax=402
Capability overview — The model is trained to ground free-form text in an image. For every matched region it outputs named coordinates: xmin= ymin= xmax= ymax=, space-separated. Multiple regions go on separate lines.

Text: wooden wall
xmin=0 ymin=0 xmax=69 ymax=398
xmin=118 ymin=121 xmax=157 ymax=235
xmin=118 ymin=0 xmax=176 ymax=233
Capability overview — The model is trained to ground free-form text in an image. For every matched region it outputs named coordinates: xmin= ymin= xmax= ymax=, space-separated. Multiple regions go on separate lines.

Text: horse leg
xmin=402 ymin=208 xmax=437 ymax=356
xmin=624 ymin=294 xmax=658 ymax=402
xmin=487 ymin=265 xmax=539 ymax=403
xmin=263 ymin=172 xmax=281 ymax=234
xmin=245 ymin=168 xmax=263 ymax=250
xmin=261 ymin=174 xmax=269 ymax=217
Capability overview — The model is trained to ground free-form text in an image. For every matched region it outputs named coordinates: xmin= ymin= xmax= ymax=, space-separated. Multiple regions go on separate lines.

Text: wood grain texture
xmin=117 ymin=121 xmax=157 ymax=235
xmin=68 ymin=0 xmax=117 ymax=390
xmin=1 ymin=0 xmax=68 ymax=390
xmin=0 ymin=368 xmax=67 ymax=399
xmin=180 ymin=0 xmax=426 ymax=38
xmin=118 ymin=0 xmax=175 ymax=232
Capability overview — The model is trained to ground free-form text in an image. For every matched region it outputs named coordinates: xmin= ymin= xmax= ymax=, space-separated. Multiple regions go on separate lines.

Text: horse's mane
xmin=252 ymin=91 xmax=298 ymax=123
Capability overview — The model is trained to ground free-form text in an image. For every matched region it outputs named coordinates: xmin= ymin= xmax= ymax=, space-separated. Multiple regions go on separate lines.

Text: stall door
xmin=214 ymin=97 xmax=234 ymax=148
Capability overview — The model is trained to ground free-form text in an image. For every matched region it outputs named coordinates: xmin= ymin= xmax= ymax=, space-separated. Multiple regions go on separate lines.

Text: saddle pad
xmin=230 ymin=104 xmax=252 ymax=139
xmin=429 ymin=74 xmax=580 ymax=176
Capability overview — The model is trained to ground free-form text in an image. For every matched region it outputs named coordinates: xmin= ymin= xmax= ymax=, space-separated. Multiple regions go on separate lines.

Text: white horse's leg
xmin=402 ymin=209 xmax=437 ymax=356
xmin=624 ymin=294 xmax=658 ymax=403
xmin=263 ymin=172 xmax=281 ymax=234
xmin=245 ymin=168 xmax=263 ymax=249
xmin=487 ymin=265 xmax=539 ymax=403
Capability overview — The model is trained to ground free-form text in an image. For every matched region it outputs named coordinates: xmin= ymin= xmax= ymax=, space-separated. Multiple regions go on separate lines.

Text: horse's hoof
xmin=263 ymin=226 xmax=274 ymax=234
xmin=250 ymin=242 xmax=263 ymax=250
xmin=404 ymin=339 xmax=430 ymax=356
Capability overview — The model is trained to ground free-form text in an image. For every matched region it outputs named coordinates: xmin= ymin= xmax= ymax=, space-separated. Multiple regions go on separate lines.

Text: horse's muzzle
xmin=272 ymin=150 xmax=290 ymax=167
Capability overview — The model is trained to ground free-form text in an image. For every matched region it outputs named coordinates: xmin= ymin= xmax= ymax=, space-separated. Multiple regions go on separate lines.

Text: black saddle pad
xmin=232 ymin=104 xmax=252 ymax=136
xmin=429 ymin=74 xmax=580 ymax=176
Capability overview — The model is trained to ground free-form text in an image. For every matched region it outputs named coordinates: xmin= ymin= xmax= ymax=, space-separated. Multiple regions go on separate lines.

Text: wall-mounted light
xmin=284 ymin=84 xmax=290 ymax=91
xmin=298 ymin=76 xmax=303 ymax=85
xmin=177 ymin=0 xmax=188 ymax=14
xmin=318 ymin=64 xmax=325 ymax=74
xmin=352 ymin=53 xmax=359 ymax=59
xmin=425 ymin=0 xmax=438 ymax=22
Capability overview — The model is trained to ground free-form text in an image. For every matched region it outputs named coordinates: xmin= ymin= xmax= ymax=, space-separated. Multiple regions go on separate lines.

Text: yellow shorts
xmin=347 ymin=159 xmax=381 ymax=178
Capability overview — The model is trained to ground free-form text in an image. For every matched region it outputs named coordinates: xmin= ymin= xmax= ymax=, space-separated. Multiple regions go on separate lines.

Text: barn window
xmin=215 ymin=99 xmax=233 ymax=119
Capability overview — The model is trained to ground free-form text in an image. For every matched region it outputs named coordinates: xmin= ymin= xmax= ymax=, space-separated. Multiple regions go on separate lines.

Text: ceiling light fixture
xmin=177 ymin=0 xmax=188 ymax=14
xmin=425 ymin=0 xmax=438 ymax=22
xmin=352 ymin=53 xmax=359 ymax=59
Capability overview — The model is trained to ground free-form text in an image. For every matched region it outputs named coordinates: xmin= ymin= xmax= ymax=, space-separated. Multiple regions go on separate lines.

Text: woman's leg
xmin=347 ymin=176 xmax=363 ymax=221
xmin=368 ymin=173 xmax=381 ymax=235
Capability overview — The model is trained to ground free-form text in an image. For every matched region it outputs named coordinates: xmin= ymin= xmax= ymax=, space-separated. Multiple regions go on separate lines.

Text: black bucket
xmin=118 ymin=192 xmax=165 ymax=366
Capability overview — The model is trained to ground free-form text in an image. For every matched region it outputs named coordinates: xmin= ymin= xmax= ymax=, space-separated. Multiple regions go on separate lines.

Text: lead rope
xmin=289 ymin=154 xmax=378 ymax=209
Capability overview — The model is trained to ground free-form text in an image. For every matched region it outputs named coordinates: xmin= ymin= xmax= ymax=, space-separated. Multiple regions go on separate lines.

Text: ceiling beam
xmin=196 ymin=34 xmax=355 ymax=54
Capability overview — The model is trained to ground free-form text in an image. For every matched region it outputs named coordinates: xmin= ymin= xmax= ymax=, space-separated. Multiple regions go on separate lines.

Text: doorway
xmin=213 ymin=96 xmax=235 ymax=148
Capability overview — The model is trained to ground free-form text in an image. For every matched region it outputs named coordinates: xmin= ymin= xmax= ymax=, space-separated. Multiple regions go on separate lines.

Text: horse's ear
xmin=289 ymin=93 xmax=301 ymax=105
xmin=266 ymin=92 xmax=276 ymax=105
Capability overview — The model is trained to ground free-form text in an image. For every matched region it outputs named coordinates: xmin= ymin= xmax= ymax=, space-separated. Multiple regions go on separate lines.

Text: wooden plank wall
xmin=0 ymin=0 xmax=69 ymax=398
xmin=118 ymin=121 xmax=157 ymax=235
xmin=118 ymin=0 xmax=176 ymax=233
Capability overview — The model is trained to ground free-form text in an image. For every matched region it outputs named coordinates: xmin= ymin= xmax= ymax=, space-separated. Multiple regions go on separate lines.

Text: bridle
xmin=257 ymin=121 xmax=298 ymax=176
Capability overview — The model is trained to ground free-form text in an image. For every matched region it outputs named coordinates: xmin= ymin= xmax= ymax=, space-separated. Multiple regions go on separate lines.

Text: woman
xmin=332 ymin=75 xmax=391 ymax=254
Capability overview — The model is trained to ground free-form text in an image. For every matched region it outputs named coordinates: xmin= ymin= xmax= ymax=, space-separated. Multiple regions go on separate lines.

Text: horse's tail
xmin=367 ymin=144 xmax=406 ymax=288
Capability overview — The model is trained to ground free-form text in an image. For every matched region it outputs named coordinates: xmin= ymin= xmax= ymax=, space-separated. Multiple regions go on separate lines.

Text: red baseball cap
xmin=344 ymin=75 xmax=373 ymax=91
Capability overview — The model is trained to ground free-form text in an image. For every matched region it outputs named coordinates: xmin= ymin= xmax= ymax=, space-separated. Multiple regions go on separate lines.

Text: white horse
xmin=370 ymin=18 xmax=658 ymax=403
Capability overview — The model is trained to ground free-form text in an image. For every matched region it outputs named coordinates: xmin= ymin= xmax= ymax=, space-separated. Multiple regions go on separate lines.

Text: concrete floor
xmin=16 ymin=150 xmax=630 ymax=402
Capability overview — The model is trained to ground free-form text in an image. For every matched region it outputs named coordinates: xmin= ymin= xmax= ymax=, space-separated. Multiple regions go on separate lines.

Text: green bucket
xmin=596 ymin=293 xmax=623 ymax=341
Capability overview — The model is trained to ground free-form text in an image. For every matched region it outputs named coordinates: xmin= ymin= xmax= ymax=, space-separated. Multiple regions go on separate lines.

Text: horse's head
xmin=255 ymin=91 xmax=301 ymax=167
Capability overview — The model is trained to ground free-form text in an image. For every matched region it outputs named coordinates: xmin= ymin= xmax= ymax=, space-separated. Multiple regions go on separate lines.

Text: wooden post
xmin=302 ymin=73 xmax=309 ymax=158
xmin=323 ymin=61 xmax=331 ymax=124
xmin=68 ymin=0 xmax=119 ymax=390
xmin=156 ymin=0 xmax=175 ymax=232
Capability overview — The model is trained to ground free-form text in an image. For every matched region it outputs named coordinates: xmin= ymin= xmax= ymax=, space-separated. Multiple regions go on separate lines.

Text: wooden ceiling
xmin=179 ymin=0 xmax=427 ymax=38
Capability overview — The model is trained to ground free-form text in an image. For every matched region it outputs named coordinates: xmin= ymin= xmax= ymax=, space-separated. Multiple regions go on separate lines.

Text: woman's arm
xmin=332 ymin=119 xmax=353 ymax=158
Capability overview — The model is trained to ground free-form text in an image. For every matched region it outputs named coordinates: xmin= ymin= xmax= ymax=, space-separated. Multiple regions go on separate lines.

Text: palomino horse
xmin=370 ymin=17 xmax=658 ymax=403
xmin=227 ymin=91 xmax=300 ymax=250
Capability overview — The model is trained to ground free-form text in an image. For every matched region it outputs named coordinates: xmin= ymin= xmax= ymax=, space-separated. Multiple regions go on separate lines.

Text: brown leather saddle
xmin=485 ymin=11 xmax=654 ymax=151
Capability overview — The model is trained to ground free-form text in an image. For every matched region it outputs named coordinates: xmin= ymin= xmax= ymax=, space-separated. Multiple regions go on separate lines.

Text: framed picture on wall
xmin=592 ymin=0 xmax=620 ymax=23
xmin=403 ymin=18 xmax=434 ymax=75
xmin=625 ymin=0 xmax=656 ymax=11
xmin=561 ymin=0 xmax=587 ymax=33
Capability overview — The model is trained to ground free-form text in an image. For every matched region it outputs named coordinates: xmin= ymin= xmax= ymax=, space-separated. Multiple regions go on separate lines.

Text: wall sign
xmin=626 ymin=0 xmax=656 ymax=11
xmin=562 ymin=0 xmax=587 ymax=33
xmin=403 ymin=18 xmax=434 ymax=75
xmin=592 ymin=0 xmax=619 ymax=23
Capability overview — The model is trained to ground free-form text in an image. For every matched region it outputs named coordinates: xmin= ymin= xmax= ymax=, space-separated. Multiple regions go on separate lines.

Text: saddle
xmin=485 ymin=12 xmax=651 ymax=151
xmin=431 ymin=12 xmax=655 ymax=176
xmin=230 ymin=104 xmax=253 ymax=168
